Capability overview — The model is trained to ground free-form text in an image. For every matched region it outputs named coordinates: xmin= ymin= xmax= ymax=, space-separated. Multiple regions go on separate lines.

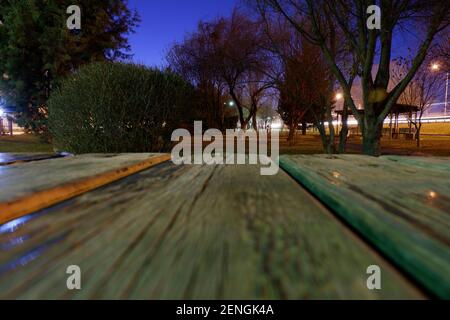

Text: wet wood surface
xmin=0 ymin=153 xmax=62 ymax=166
xmin=0 ymin=154 xmax=170 ymax=225
xmin=280 ymin=154 xmax=450 ymax=299
xmin=0 ymin=158 xmax=422 ymax=299
xmin=0 ymin=154 xmax=165 ymax=203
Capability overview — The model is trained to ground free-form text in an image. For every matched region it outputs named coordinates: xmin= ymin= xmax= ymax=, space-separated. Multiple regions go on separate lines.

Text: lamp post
xmin=0 ymin=108 xmax=4 ymax=135
xmin=431 ymin=63 xmax=449 ymax=117
xmin=224 ymin=101 xmax=235 ymax=107
xmin=334 ymin=93 xmax=344 ymax=133
xmin=445 ymin=72 xmax=449 ymax=117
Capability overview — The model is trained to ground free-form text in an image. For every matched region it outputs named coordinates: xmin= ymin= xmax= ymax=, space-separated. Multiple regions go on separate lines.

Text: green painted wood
xmin=0 ymin=153 xmax=162 ymax=203
xmin=0 ymin=162 xmax=422 ymax=299
xmin=0 ymin=153 xmax=61 ymax=166
xmin=280 ymin=154 xmax=450 ymax=299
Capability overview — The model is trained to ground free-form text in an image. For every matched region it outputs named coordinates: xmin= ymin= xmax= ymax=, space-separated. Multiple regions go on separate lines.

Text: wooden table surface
xmin=0 ymin=153 xmax=448 ymax=299
xmin=281 ymin=154 xmax=450 ymax=299
xmin=0 ymin=153 xmax=64 ymax=166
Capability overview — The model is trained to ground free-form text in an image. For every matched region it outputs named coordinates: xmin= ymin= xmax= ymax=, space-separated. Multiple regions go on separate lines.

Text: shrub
xmin=48 ymin=62 xmax=195 ymax=153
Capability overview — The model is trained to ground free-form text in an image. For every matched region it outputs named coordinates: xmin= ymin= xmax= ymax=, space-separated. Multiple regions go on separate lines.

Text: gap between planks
xmin=0 ymin=154 xmax=66 ymax=166
xmin=278 ymin=156 xmax=446 ymax=299
xmin=0 ymin=154 xmax=171 ymax=225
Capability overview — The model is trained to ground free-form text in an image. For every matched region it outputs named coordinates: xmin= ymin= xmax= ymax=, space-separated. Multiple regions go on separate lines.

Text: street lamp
xmin=0 ymin=108 xmax=4 ymax=135
xmin=335 ymin=93 xmax=343 ymax=101
xmin=431 ymin=62 xmax=449 ymax=117
xmin=224 ymin=101 xmax=235 ymax=107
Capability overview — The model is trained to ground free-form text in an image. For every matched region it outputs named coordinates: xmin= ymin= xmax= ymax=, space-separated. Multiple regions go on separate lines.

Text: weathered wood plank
xmin=280 ymin=154 xmax=450 ymax=299
xmin=0 ymin=162 xmax=423 ymax=299
xmin=0 ymin=154 xmax=171 ymax=224
xmin=0 ymin=153 xmax=62 ymax=166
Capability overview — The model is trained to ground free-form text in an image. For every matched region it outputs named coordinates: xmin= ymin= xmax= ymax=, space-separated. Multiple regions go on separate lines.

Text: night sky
xmin=128 ymin=1 xmax=422 ymax=68
xmin=128 ymin=0 xmax=237 ymax=67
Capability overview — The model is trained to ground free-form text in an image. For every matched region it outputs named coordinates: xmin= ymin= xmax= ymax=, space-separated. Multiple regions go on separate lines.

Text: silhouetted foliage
xmin=0 ymin=0 xmax=139 ymax=136
xmin=48 ymin=62 xmax=196 ymax=153
xmin=168 ymin=10 xmax=273 ymax=130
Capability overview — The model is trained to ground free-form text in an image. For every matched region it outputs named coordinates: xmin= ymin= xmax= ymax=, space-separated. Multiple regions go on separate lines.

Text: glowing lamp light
xmin=335 ymin=93 xmax=343 ymax=101
xmin=431 ymin=63 xmax=440 ymax=71
xmin=229 ymin=101 xmax=235 ymax=107
xmin=428 ymin=191 xmax=437 ymax=199
xmin=271 ymin=121 xmax=282 ymax=130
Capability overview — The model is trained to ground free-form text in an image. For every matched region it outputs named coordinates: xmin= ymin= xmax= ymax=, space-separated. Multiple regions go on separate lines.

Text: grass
xmin=280 ymin=122 xmax=450 ymax=156
xmin=280 ymin=134 xmax=450 ymax=156
xmin=1 ymin=123 xmax=449 ymax=156
xmin=0 ymin=134 xmax=54 ymax=153
xmin=391 ymin=122 xmax=450 ymax=135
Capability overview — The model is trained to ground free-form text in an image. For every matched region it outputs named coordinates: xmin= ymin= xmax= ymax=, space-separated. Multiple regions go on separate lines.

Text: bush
xmin=48 ymin=62 xmax=195 ymax=153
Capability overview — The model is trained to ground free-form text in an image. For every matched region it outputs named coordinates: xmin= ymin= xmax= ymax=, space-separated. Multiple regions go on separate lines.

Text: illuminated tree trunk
xmin=301 ymin=121 xmax=307 ymax=135
xmin=288 ymin=120 xmax=296 ymax=146
xmin=362 ymin=119 xmax=383 ymax=156
xmin=338 ymin=104 xmax=349 ymax=154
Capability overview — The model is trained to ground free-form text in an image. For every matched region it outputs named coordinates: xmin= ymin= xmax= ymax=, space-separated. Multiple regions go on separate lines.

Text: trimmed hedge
xmin=48 ymin=62 xmax=195 ymax=153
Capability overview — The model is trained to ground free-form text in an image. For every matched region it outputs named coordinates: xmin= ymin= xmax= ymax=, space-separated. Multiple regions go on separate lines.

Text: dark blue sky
xmin=127 ymin=1 xmax=419 ymax=67
xmin=128 ymin=0 xmax=237 ymax=67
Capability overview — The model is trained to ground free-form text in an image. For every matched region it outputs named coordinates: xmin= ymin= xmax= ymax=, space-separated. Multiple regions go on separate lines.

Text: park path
xmin=0 ymin=153 xmax=448 ymax=299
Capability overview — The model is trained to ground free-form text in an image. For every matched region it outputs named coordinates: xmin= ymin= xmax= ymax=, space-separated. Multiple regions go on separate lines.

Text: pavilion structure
xmin=335 ymin=103 xmax=420 ymax=139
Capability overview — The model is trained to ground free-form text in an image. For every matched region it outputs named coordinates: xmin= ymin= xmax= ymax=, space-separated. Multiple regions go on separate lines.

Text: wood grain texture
xmin=280 ymin=154 xmax=450 ymax=299
xmin=0 ymin=154 xmax=170 ymax=224
xmin=0 ymin=153 xmax=62 ymax=166
xmin=0 ymin=162 xmax=422 ymax=299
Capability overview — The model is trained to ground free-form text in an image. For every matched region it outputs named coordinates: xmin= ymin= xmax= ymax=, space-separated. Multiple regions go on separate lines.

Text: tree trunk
xmin=338 ymin=127 xmax=348 ymax=154
xmin=362 ymin=120 xmax=383 ymax=156
xmin=301 ymin=121 xmax=307 ymax=135
xmin=326 ymin=105 xmax=336 ymax=155
xmin=288 ymin=121 xmax=295 ymax=146
xmin=316 ymin=123 xmax=335 ymax=155
xmin=415 ymin=125 xmax=421 ymax=148
xmin=338 ymin=105 xmax=349 ymax=154
xmin=252 ymin=113 xmax=257 ymax=130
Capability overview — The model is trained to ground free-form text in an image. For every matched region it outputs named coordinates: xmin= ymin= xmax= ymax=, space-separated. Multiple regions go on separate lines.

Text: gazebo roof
xmin=391 ymin=103 xmax=420 ymax=114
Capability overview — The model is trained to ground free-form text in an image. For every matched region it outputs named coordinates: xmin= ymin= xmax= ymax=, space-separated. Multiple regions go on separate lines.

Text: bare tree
xmin=212 ymin=11 xmax=273 ymax=129
xmin=167 ymin=22 xmax=229 ymax=130
xmin=254 ymin=0 xmax=449 ymax=155
xmin=168 ymin=11 xmax=273 ymax=130
xmin=392 ymin=57 xmax=445 ymax=147
xmin=257 ymin=12 xmax=336 ymax=151
xmin=277 ymin=37 xmax=334 ymax=151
